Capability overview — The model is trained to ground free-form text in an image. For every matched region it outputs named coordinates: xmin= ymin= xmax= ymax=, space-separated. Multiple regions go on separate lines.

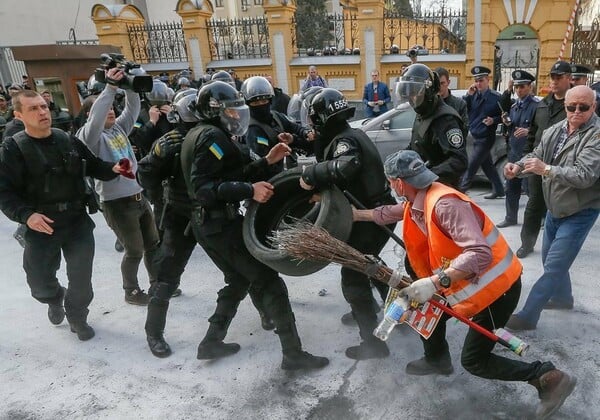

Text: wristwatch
xmin=543 ymin=165 xmax=552 ymax=177
xmin=438 ymin=271 xmax=451 ymax=288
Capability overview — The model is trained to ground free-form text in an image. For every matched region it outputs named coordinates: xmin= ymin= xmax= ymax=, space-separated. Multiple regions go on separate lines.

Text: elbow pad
xmin=301 ymin=155 xmax=359 ymax=187
xmin=217 ymin=182 xmax=254 ymax=202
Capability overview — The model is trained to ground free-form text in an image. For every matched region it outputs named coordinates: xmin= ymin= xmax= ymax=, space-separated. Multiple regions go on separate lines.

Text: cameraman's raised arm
xmin=115 ymin=88 xmax=141 ymax=136
xmin=76 ymin=69 xmax=122 ymax=154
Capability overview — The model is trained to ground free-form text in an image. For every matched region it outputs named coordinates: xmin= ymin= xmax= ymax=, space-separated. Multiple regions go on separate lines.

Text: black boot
xmin=259 ymin=310 xmax=275 ymax=331
xmin=145 ymin=297 xmax=172 ymax=358
xmin=48 ymin=286 xmax=66 ymax=325
xmin=282 ymin=349 xmax=329 ymax=370
xmin=277 ymin=316 xmax=328 ymax=371
xmin=69 ymin=320 xmax=95 ymax=341
xmin=345 ymin=337 xmax=390 ymax=360
xmin=406 ymin=352 xmax=454 ymax=376
xmin=197 ymin=318 xmax=240 ymax=360
xmin=197 ymin=341 xmax=241 ymax=360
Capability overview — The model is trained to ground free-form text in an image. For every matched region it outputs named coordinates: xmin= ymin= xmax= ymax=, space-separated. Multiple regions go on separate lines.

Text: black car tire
xmin=243 ymin=167 xmax=353 ymax=276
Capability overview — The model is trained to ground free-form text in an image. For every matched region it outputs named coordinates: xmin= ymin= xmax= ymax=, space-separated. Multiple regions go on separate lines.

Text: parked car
xmin=350 ymin=101 xmax=508 ymax=184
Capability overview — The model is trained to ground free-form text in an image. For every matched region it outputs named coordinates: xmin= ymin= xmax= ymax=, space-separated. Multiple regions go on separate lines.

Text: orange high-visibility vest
xmin=403 ymin=183 xmax=522 ymax=318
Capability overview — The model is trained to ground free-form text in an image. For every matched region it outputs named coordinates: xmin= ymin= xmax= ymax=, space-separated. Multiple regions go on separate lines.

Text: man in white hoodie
xmin=78 ymin=67 xmax=159 ymax=305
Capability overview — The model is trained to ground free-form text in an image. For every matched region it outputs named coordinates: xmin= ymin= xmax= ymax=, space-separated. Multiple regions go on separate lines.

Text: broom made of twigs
xmin=269 ymin=219 xmax=411 ymax=289
xmin=269 ymin=219 xmax=530 ymax=356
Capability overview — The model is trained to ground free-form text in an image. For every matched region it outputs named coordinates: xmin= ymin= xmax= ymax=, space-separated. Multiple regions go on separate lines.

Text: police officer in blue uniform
xmin=460 ymin=66 xmax=505 ymax=198
xmin=497 ymin=70 xmax=539 ymax=228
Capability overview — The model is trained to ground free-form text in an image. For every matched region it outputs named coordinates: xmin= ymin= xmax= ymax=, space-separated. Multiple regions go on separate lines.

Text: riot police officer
xmin=397 ymin=64 xmax=468 ymax=188
xmin=180 ymin=81 xmax=328 ymax=370
xmin=0 ymin=90 xmax=130 ymax=340
xmin=241 ymin=76 xmax=312 ymax=175
xmin=300 ymin=88 xmax=396 ymax=360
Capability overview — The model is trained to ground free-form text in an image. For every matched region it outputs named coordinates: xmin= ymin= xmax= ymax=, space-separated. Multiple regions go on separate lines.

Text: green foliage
xmin=295 ymin=0 xmax=331 ymax=49
xmin=393 ymin=0 xmax=414 ymax=16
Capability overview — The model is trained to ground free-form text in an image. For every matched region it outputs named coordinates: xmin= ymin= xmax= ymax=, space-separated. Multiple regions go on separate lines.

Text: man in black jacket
xmin=180 ymin=81 xmax=328 ymax=371
xmin=301 ymin=88 xmax=396 ymax=360
xmin=0 ymin=90 xmax=130 ymax=340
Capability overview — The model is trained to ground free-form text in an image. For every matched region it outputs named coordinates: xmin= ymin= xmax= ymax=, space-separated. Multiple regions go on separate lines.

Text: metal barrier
xmin=206 ymin=17 xmax=270 ymax=61
xmin=382 ymin=9 xmax=466 ymax=55
xmin=127 ymin=21 xmax=188 ymax=64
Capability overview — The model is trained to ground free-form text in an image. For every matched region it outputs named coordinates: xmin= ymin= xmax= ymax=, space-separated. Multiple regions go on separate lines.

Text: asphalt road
xmin=1 ymin=186 xmax=598 ymax=420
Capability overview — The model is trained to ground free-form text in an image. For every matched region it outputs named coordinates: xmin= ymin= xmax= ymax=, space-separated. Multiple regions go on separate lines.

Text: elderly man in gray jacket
xmin=503 ymin=85 xmax=600 ymax=331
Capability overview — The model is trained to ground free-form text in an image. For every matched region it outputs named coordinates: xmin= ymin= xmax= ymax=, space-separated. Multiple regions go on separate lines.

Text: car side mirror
xmin=382 ymin=120 xmax=390 ymax=130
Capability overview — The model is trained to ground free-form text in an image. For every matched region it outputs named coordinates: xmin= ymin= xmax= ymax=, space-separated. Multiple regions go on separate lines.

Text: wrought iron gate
xmin=571 ymin=12 xmax=599 ymax=82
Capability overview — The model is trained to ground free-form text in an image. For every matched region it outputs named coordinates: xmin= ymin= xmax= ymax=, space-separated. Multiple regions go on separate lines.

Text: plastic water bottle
xmin=373 ymin=297 xmax=409 ymax=341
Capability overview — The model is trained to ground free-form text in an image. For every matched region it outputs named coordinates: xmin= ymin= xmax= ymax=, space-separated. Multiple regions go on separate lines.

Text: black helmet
xmin=52 ymin=111 xmax=73 ymax=131
xmin=211 ymin=70 xmax=236 ymax=88
xmin=195 ymin=81 xmax=249 ymax=136
xmin=395 ymin=63 xmax=440 ymax=115
xmin=168 ymin=88 xmax=199 ymax=124
xmin=309 ymin=88 xmax=355 ymax=128
xmin=240 ymin=76 xmax=274 ymax=104
xmin=146 ymin=80 xmax=174 ymax=106
xmin=87 ymin=74 xmax=105 ymax=95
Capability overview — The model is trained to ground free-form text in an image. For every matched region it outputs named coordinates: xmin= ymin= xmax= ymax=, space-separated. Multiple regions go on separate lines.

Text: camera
xmin=95 ymin=53 xmax=153 ymax=93
xmin=407 ymin=49 xmax=418 ymax=58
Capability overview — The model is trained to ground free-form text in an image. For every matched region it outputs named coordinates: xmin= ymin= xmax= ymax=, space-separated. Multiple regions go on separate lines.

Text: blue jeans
xmin=517 ymin=208 xmax=599 ymax=325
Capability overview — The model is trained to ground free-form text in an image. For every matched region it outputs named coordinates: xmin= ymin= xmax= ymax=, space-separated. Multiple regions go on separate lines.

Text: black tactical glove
xmin=151 ymin=130 xmax=183 ymax=159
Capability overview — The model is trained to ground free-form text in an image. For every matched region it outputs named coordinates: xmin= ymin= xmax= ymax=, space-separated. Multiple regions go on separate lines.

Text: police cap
xmin=570 ymin=64 xmax=592 ymax=77
xmin=511 ymin=70 xmax=535 ymax=85
xmin=471 ymin=66 xmax=491 ymax=78
xmin=549 ymin=61 xmax=571 ymax=75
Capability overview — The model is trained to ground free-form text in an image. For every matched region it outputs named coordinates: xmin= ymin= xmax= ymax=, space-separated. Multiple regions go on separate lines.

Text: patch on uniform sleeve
xmin=256 ymin=136 xmax=269 ymax=147
xmin=134 ymin=121 xmax=143 ymax=129
xmin=333 ymin=142 xmax=350 ymax=157
xmin=209 ymin=142 xmax=224 ymax=160
xmin=446 ymin=128 xmax=464 ymax=148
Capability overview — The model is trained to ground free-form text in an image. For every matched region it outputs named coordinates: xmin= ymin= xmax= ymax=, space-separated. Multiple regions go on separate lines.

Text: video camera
xmin=95 ymin=53 xmax=153 ymax=93
xmin=407 ymin=49 xmax=418 ymax=58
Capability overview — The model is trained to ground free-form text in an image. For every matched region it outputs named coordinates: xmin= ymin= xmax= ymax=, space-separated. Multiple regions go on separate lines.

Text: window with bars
xmin=215 ymin=0 xmax=223 ymax=7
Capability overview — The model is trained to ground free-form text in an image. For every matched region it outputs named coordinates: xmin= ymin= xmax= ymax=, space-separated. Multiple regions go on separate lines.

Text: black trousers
xmin=23 ymin=214 xmax=95 ymax=322
xmin=152 ymin=207 xmax=197 ymax=289
xmin=344 ymin=221 xmax=394 ymax=340
xmin=192 ymin=215 xmax=297 ymax=347
xmin=520 ymin=175 xmax=546 ymax=249
xmin=421 ymin=279 xmax=554 ymax=381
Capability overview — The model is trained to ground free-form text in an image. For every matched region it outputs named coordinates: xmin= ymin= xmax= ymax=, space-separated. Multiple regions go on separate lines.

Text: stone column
xmin=263 ymin=1 xmax=298 ymax=94
xmin=354 ymin=0 xmax=386 ymax=95
xmin=91 ymin=4 xmax=145 ymax=60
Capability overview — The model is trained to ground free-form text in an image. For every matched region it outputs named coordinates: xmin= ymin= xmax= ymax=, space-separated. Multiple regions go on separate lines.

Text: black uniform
xmin=408 ymin=99 xmax=468 ymax=188
xmin=519 ymin=93 xmax=566 ymax=253
xmin=0 ymin=128 xmax=118 ymax=323
xmin=302 ymin=123 xmax=396 ymax=347
xmin=180 ymin=122 xmax=316 ymax=360
xmin=246 ymin=109 xmax=311 ymax=175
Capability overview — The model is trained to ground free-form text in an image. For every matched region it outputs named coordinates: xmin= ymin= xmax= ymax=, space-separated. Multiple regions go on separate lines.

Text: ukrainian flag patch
xmin=134 ymin=121 xmax=143 ymax=129
xmin=209 ymin=142 xmax=224 ymax=160
xmin=257 ymin=136 xmax=269 ymax=147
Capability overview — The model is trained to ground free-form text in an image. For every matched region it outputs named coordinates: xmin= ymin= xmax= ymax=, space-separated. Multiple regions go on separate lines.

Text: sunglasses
xmin=566 ymin=103 xmax=592 ymax=112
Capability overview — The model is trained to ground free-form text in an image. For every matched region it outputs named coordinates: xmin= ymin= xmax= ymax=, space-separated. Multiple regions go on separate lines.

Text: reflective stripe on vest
xmin=403 ymin=183 xmax=522 ymax=318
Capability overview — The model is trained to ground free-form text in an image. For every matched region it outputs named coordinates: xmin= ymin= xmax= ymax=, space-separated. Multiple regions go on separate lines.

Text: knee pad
xmin=149 ymin=282 xmax=177 ymax=301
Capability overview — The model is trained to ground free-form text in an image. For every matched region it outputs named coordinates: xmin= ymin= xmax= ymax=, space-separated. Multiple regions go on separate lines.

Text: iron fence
xmin=383 ymin=9 xmax=466 ymax=55
xmin=571 ymin=14 xmax=600 ymax=81
xmin=292 ymin=13 xmax=359 ymax=57
xmin=206 ymin=16 xmax=270 ymax=61
xmin=127 ymin=21 xmax=188 ymax=64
